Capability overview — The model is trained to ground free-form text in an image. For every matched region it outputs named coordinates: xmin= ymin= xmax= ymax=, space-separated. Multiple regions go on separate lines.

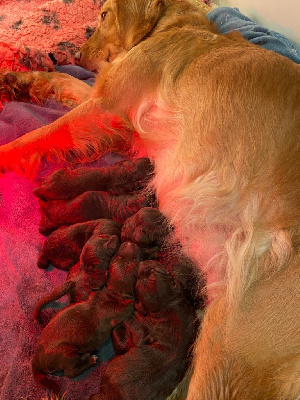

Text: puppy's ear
xmin=104 ymin=235 xmax=120 ymax=255
xmin=121 ymin=0 xmax=166 ymax=50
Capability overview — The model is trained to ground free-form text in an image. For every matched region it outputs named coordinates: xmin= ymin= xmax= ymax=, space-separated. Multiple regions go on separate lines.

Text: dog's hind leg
xmin=63 ymin=350 xmax=98 ymax=378
xmin=33 ymin=279 xmax=76 ymax=323
xmin=0 ymin=70 xmax=92 ymax=108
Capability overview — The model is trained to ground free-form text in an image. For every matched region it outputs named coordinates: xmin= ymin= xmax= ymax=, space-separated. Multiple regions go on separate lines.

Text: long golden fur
xmin=1 ymin=0 xmax=300 ymax=398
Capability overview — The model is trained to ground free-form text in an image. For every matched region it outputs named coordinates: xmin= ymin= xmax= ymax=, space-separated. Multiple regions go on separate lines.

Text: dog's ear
xmin=145 ymin=0 xmax=165 ymax=26
xmin=129 ymin=0 xmax=165 ymax=49
xmin=114 ymin=0 xmax=166 ymax=50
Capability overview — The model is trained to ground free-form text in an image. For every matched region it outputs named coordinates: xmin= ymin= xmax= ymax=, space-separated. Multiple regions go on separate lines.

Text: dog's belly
xmin=179 ymin=226 xmax=228 ymax=299
xmin=171 ymin=217 xmax=229 ymax=302
xmin=133 ymin=100 xmax=231 ymax=300
xmin=152 ymin=166 xmax=230 ymax=301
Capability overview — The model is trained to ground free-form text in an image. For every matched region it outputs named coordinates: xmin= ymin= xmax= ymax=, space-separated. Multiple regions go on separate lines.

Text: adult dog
xmin=1 ymin=0 xmax=300 ymax=398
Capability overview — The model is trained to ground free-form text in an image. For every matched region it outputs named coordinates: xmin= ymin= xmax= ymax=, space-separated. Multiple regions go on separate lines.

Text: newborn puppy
xmin=32 ymin=290 xmax=134 ymax=394
xmin=121 ymin=207 xmax=170 ymax=247
xmin=37 ymin=219 xmax=121 ymax=271
xmin=34 ymin=158 xmax=154 ymax=200
xmin=107 ymin=241 xmax=144 ymax=297
xmin=80 ymin=234 xmax=120 ymax=290
xmin=33 ymin=263 xmax=89 ymax=323
xmin=38 ymin=189 xmax=154 ymax=235
xmin=90 ymin=260 xmax=198 ymax=400
xmin=32 ymin=242 xmax=142 ymax=394
xmin=33 ymin=233 xmax=120 ymax=322
xmin=121 ymin=207 xmax=171 ymax=258
xmin=122 ymin=208 xmax=206 ymax=307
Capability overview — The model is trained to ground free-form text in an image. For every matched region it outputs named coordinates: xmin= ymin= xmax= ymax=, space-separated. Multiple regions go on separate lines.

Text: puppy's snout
xmin=138 ymin=260 xmax=157 ymax=278
xmin=120 ymin=241 xmax=140 ymax=255
xmin=74 ymin=51 xmax=82 ymax=63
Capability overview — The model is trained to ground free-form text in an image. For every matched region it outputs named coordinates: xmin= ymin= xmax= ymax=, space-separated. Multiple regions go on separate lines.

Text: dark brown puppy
xmin=121 ymin=208 xmax=205 ymax=307
xmin=33 ymin=233 xmax=119 ymax=322
xmin=33 ymin=157 xmax=154 ymax=200
xmin=121 ymin=207 xmax=171 ymax=251
xmin=33 ymin=263 xmax=87 ymax=323
xmin=90 ymin=260 xmax=198 ymax=400
xmin=32 ymin=241 xmax=142 ymax=394
xmin=38 ymin=189 xmax=154 ymax=235
xmin=106 ymin=241 xmax=143 ymax=296
xmin=37 ymin=218 xmax=121 ymax=271
xmin=80 ymin=234 xmax=120 ymax=290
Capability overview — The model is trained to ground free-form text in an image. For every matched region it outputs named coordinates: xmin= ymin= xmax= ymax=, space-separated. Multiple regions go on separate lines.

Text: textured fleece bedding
xmin=0 ymin=0 xmax=101 ymax=71
xmin=0 ymin=82 xmax=122 ymax=399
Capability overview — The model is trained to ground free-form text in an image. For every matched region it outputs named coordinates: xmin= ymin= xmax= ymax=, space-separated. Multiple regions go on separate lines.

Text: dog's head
xmin=75 ymin=0 xmax=166 ymax=71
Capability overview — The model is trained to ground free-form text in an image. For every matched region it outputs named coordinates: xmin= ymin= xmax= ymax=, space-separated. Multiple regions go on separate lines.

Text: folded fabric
xmin=208 ymin=7 xmax=300 ymax=64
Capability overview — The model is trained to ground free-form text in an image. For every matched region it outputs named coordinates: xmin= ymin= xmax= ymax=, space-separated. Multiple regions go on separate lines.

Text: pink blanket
xmin=0 ymin=168 xmax=118 ymax=400
xmin=0 ymin=0 xmax=101 ymax=71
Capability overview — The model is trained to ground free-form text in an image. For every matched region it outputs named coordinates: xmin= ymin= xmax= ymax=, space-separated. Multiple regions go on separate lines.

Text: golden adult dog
xmin=1 ymin=0 xmax=300 ymax=398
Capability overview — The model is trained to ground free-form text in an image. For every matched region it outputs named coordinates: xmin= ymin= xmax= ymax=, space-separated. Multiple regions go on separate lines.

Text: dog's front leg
xmin=0 ymin=98 xmax=133 ymax=177
xmin=0 ymin=70 xmax=92 ymax=107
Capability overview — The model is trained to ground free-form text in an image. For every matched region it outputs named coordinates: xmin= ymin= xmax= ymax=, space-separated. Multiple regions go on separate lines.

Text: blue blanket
xmin=207 ymin=7 xmax=300 ymax=64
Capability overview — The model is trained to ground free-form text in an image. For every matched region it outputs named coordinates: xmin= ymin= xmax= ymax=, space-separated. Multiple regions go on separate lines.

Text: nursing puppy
xmin=121 ymin=207 xmax=171 ymax=248
xmin=33 ymin=157 xmax=154 ymax=200
xmin=38 ymin=188 xmax=154 ymax=234
xmin=90 ymin=260 xmax=198 ymax=400
xmin=1 ymin=0 xmax=300 ymax=398
xmin=32 ymin=242 xmax=142 ymax=394
xmin=34 ymin=232 xmax=120 ymax=322
xmin=37 ymin=218 xmax=121 ymax=271
xmin=32 ymin=289 xmax=133 ymax=394
xmin=122 ymin=207 xmax=205 ymax=307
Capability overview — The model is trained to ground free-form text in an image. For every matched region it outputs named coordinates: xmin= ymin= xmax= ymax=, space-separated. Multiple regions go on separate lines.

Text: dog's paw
xmin=0 ymin=72 xmax=33 ymax=103
xmin=0 ymin=143 xmax=20 ymax=174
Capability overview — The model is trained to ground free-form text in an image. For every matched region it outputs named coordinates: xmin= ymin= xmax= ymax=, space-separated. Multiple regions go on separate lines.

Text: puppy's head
xmin=80 ymin=234 xmax=120 ymax=289
xmin=121 ymin=207 xmax=170 ymax=248
xmin=107 ymin=241 xmax=143 ymax=296
xmin=75 ymin=0 xmax=166 ymax=71
xmin=135 ymin=260 xmax=182 ymax=313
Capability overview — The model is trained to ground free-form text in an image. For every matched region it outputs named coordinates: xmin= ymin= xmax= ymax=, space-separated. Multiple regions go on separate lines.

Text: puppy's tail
xmin=32 ymin=351 xmax=61 ymax=396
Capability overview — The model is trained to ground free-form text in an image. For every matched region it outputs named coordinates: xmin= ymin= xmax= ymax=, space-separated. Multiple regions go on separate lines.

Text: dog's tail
xmin=32 ymin=350 xmax=61 ymax=396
